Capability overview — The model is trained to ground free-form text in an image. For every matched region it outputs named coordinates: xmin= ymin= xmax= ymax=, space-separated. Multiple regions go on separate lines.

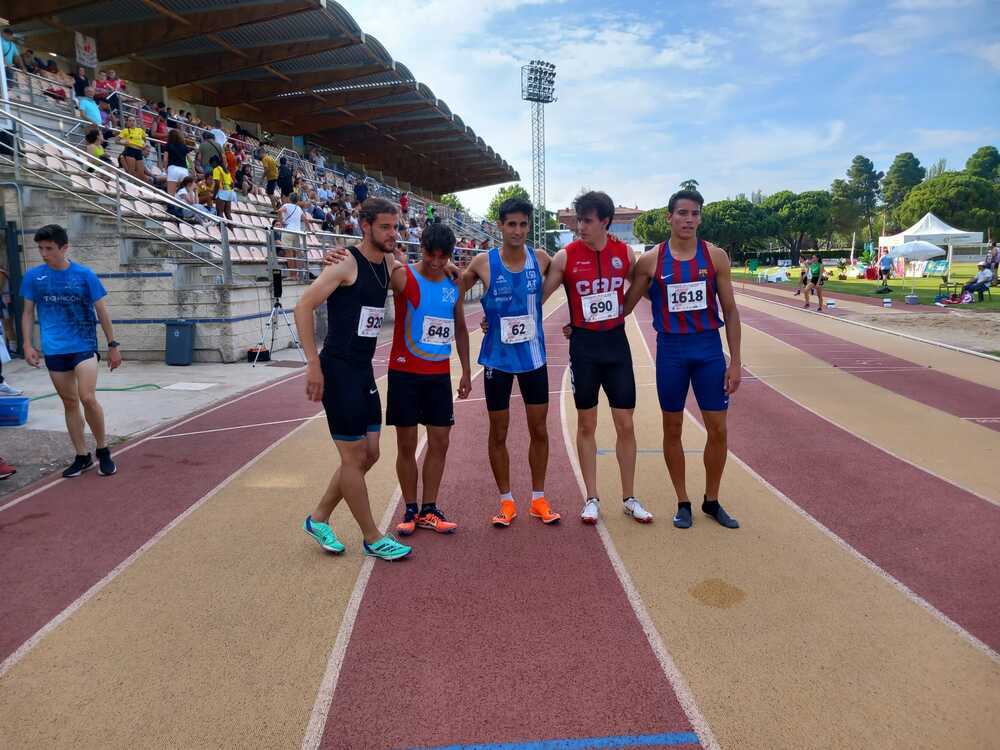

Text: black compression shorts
xmin=568 ymin=326 xmax=636 ymax=410
xmin=386 ymin=370 xmax=454 ymax=427
xmin=321 ymin=355 xmax=381 ymax=441
xmin=483 ymin=364 xmax=548 ymax=412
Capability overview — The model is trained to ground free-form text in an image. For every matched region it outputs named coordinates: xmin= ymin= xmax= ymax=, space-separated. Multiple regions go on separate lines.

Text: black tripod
xmin=251 ymin=271 xmax=305 ymax=367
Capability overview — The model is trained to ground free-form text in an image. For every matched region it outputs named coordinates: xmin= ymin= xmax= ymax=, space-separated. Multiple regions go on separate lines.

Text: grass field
xmin=733 ymin=262 xmax=1000 ymax=311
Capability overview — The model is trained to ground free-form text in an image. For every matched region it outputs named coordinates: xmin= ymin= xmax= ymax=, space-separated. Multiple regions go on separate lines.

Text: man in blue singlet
xmin=460 ymin=197 xmax=560 ymax=527
xmin=624 ymin=190 xmax=743 ymax=530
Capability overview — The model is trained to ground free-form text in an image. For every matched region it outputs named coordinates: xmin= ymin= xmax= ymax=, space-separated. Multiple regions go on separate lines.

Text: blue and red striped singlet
xmin=648 ymin=239 xmax=724 ymax=335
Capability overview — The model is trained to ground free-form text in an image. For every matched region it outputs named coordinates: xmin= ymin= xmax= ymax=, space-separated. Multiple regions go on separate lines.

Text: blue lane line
xmin=408 ymin=732 xmax=701 ymax=750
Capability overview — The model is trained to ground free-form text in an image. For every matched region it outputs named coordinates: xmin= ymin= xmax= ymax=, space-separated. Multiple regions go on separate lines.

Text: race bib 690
xmin=581 ymin=291 xmax=619 ymax=322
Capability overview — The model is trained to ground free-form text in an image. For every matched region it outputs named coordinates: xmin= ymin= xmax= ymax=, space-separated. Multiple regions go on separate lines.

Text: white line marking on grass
xmin=632 ymin=319 xmax=1000 ymax=665
xmin=558 ymin=362 xmax=720 ymax=750
xmin=0 ymin=415 xmax=317 ymax=679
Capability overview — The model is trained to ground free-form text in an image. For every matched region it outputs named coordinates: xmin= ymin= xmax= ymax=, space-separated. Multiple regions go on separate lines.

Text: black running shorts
xmin=321 ymin=354 xmax=382 ymax=441
xmin=568 ymin=326 xmax=636 ymax=410
xmin=386 ymin=370 xmax=454 ymax=427
xmin=483 ymin=364 xmax=548 ymax=412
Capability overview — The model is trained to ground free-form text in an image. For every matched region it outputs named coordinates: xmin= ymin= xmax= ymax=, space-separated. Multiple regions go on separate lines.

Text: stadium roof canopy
xmin=5 ymin=0 xmax=518 ymax=193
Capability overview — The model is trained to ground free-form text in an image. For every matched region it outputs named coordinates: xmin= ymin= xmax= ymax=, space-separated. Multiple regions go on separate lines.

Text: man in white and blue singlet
xmin=459 ymin=197 xmax=560 ymax=527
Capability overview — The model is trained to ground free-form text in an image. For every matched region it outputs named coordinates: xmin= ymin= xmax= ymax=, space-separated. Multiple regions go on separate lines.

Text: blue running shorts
xmin=655 ymin=329 xmax=729 ymax=412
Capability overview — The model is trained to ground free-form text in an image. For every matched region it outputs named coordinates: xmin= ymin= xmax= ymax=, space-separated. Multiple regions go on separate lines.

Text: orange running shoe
xmin=529 ymin=497 xmax=561 ymax=524
xmin=396 ymin=506 xmax=418 ymax=536
xmin=491 ymin=499 xmax=517 ymax=527
xmin=417 ymin=507 xmax=458 ymax=534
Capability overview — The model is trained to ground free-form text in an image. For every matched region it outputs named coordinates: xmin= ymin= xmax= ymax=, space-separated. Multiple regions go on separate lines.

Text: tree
xmin=965 ymin=146 xmax=1000 ymax=181
xmin=847 ymin=155 xmax=883 ymax=245
xmin=439 ymin=193 xmax=466 ymax=213
xmin=633 ymin=207 xmax=670 ymax=244
xmin=699 ymin=199 xmax=774 ymax=260
xmin=486 ymin=184 xmax=530 ymax=222
xmin=881 ymin=152 xmax=925 ymax=211
xmin=896 ymin=172 xmax=1000 ymax=235
xmin=830 ymin=178 xmax=861 ymax=241
xmin=763 ymin=190 xmax=832 ymax=264
xmin=926 ymin=158 xmax=948 ymax=179
xmin=679 ymin=179 xmax=699 ymax=191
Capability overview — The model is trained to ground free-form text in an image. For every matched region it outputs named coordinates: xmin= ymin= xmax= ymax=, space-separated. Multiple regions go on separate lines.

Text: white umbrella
xmin=885 ymin=240 xmax=946 ymax=295
xmin=886 ymin=240 xmax=945 ymax=260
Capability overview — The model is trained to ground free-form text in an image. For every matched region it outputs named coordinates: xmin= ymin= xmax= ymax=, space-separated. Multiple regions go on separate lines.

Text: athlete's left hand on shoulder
xmin=725 ymin=362 xmax=741 ymax=395
xmin=321 ymin=246 xmax=350 ymax=265
xmin=562 ymin=323 xmax=571 ymax=339
xmin=457 ymin=371 xmax=471 ymax=399
xmin=108 ymin=347 xmax=123 ymax=371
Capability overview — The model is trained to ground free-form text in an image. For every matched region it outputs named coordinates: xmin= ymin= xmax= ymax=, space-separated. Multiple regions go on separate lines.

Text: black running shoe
xmin=96 ymin=447 xmax=117 ymax=476
xmin=63 ymin=453 xmax=94 ymax=478
xmin=703 ymin=498 xmax=740 ymax=529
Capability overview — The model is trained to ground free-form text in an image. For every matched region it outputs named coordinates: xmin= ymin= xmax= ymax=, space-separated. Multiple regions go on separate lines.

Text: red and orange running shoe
xmin=396 ymin=506 xmax=418 ymax=536
xmin=417 ymin=506 xmax=457 ymax=534
xmin=529 ymin=496 xmax=561 ymax=524
xmin=491 ymin=499 xmax=517 ymax=527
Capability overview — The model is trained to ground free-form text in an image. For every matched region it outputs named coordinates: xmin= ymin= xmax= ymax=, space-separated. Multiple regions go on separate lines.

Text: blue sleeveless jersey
xmin=389 ymin=265 xmax=457 ymax=375
xmin=479 ymin=247 xmax=545 ymax=373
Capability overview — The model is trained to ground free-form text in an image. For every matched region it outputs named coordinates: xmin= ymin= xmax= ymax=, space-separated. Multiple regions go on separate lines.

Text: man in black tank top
xmin=293 ymin=198 xmax=413 ymax=562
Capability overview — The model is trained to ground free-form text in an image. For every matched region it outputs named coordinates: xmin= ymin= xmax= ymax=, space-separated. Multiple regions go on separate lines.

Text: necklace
xmin=362 ymin=249 xmax=387 ymax=289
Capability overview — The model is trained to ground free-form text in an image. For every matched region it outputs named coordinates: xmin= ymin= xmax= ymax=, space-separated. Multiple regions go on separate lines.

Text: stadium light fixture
xmin=521 ymin=60 xmax=557 ymax=251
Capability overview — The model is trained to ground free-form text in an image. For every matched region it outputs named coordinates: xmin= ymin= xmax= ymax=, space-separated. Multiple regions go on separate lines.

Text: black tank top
xmin=321 ymin=245 xmax=390 ymax=363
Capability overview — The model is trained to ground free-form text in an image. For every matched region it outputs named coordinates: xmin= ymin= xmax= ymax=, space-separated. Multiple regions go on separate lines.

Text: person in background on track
xmin=536 ymin=190 xmax=653 ymax=525
xmin=385 ymin=224 xmax=472 ymax=536
xmin=803 ymin=254 xmax=825 ymax=311
xmin=19 ymin=224 xmax=121 ymax=479
xmin=293 ymin=198 xmax=412 ymax=562
xmin=623 ymin=190 xmax=742 ymax=531
xmin=877 ymin=251 xmax=893 ymax=291
xmin=793 ymin=257 xmax=808 ymax=296
xmin=459 ymin=197 xmax=560 ymax=528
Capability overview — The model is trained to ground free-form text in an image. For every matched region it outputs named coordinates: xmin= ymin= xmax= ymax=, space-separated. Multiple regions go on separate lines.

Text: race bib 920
xmin=421 ymin=315 xmax=453 ymax=345
xmin=667 ymin=281 xmax=707 ymax=312
xmin=357 ymin=305 xmax=385 ymax=337
xmin=581 ymin=291 xmax=619 ymax=322
xmin=500 ymin=314 xmax=534 ymax=344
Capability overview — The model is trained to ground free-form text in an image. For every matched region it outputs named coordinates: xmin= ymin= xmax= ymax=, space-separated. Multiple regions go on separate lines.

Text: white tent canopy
xmin=879 ymin=212 xmax=983 ymax=248
xmin=886 ymin=240 xmax=947 ymax=260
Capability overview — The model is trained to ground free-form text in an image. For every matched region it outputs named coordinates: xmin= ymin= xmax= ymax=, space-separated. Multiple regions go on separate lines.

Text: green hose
xmin=28 ymin=384 xmax=162 ymax=402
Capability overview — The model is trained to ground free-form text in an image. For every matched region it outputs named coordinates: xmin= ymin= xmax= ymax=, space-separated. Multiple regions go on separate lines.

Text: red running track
xmin=635 ymin=304 xmax=1000 ymax=652
xmin=737 ymin=305 xmax=1000 ymax=431
xmin=319 ymin=310 xmax=700 ymax=750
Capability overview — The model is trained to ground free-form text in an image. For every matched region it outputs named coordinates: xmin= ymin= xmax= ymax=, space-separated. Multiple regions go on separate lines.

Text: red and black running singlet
xmin=563 ymin=238 xmax=632 ymax=331
xmin=649 ymin=239 xmax=724 ymax=334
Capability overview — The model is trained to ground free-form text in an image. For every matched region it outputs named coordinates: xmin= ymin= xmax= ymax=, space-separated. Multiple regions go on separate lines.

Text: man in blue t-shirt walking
xmin=20 ymin=225 xmax=123 ymax=478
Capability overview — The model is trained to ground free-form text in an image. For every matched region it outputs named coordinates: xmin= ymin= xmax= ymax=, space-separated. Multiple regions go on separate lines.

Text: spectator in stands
xmin=195 ymin=130 xmax=223 ymax=178
xmin=72 ymin=65 xmax=88 ymax=98
xmin=399 ymin=191 xmax=409 ymax=218
xmin=316 ymin=181 xmax=332 ymax=203
xmin=143 ymin=151 xmax=166 ymax=190
xmin=209 ymin=155 xmax=235 ymax=221
xmin=210 ymin=120 xmax=227 ymax=147
xmin=98 ymin=99 xmax=116 ymax=130
xmin=173 ymin=176 xmax=202 ymax=223
xmin=77 ymin=86 xmax=102 ymax=127
xmin=962 ymin=262 xmax=993 ymax=302
xmin=117 ymin=115 xmax=147 ymax=181
xmin=162 ymin=128 xmax=190 ymax=195
xmin=223 ymin=142 xmax=237 ymax=178
xmin=40 ymin=60 xmax=71 ymax=100
xmin=407 ymin=218 xmax=421 ymax=245
xmin=233 ymin=163 xmax=252 ymax=195
xmin=277 ymin=157 xmax=294 ymax=198
xmin=2 ymin=28 xmax=25 ymax=83
xmin=102 ymin=69 xmax=126 ymax=116
xmin=261 ymin=151 xmax=278 ymax=197
xmin=278 ymin=193 xmax=305 ymax=231
xmin=83 ymin=128 xmax=108 ymax=165
xmin=353 ymin=179 xmax=368 ymax=204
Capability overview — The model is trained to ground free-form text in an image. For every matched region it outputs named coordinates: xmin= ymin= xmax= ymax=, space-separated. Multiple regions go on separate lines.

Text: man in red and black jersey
xmin=541 ymin=191 xmax=653 ymax=525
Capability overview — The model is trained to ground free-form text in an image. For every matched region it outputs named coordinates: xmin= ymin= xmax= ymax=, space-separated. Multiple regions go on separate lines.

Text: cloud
xmin=912 ymin=127 xmax=1000 ymax=150
xmin=974 ymin=42 xmax=1000 ymax=71
xmin=848 ymin=14 xmax=936 ymax=56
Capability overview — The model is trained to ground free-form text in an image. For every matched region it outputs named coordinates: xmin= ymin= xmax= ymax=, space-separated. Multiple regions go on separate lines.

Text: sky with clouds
xmin=345 ymin=0 xmax=1000 ymax=217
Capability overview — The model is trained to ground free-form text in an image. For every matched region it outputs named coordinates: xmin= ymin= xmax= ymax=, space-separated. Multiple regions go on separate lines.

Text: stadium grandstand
xmin=0 ymin=0 xmax=517 ymax=362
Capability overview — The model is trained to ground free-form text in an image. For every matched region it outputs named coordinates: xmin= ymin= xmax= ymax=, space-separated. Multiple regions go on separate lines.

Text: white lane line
xmin=302 ymin=300 xmax=567 ymax=748
xmin=148 ymin=415 xmax=324 ymax=440
xmin=735 ymin=290 xmax=1000 ymax=363
xmin=454 ymin=382 xmax=658 ymax=405
xmin=0 ymin=414 xmax=317 ymax=680
xmin=557 ymin=363 xmax=720 ymax=750
xmin=631 ymin=318 xmax=1000 ymax=665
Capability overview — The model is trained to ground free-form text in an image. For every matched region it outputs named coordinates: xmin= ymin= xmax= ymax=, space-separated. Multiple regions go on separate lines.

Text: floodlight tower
xmin=521 ymin=60 xmax=556 ymax=252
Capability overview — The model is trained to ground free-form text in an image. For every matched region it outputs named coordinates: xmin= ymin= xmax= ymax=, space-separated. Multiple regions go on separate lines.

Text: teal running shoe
xmin=303 ymin=516 xmax=346 ymax=554
xmin=363 ymin=535 xmax=412 ymax=561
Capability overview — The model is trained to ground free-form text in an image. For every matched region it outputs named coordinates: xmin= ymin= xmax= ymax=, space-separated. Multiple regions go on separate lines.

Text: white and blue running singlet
xmin=478 ymin=247 xmax=545 ymax=373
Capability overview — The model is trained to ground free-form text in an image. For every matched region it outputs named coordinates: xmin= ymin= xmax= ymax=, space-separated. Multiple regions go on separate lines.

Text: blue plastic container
xmin=0 ymin=396 xmax=30 ymax=426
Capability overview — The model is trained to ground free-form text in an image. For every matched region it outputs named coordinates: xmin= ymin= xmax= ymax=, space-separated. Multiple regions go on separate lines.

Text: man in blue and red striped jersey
xmin=624 ymin=189 xmax=743 ymax=530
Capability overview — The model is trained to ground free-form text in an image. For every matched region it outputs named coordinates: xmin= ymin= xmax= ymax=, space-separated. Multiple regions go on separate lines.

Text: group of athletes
xmin=295 ymin=189 xmax=743 ymax=561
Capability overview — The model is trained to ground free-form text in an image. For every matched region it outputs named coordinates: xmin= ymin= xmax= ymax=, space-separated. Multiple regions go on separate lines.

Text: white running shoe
xmin=580 ymin=497 xmax=600 ymax=525
xmin=0 ymin=383 xmax=23 ymax=396
xmin=624 ymin=497 xmax=653 ymax=524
